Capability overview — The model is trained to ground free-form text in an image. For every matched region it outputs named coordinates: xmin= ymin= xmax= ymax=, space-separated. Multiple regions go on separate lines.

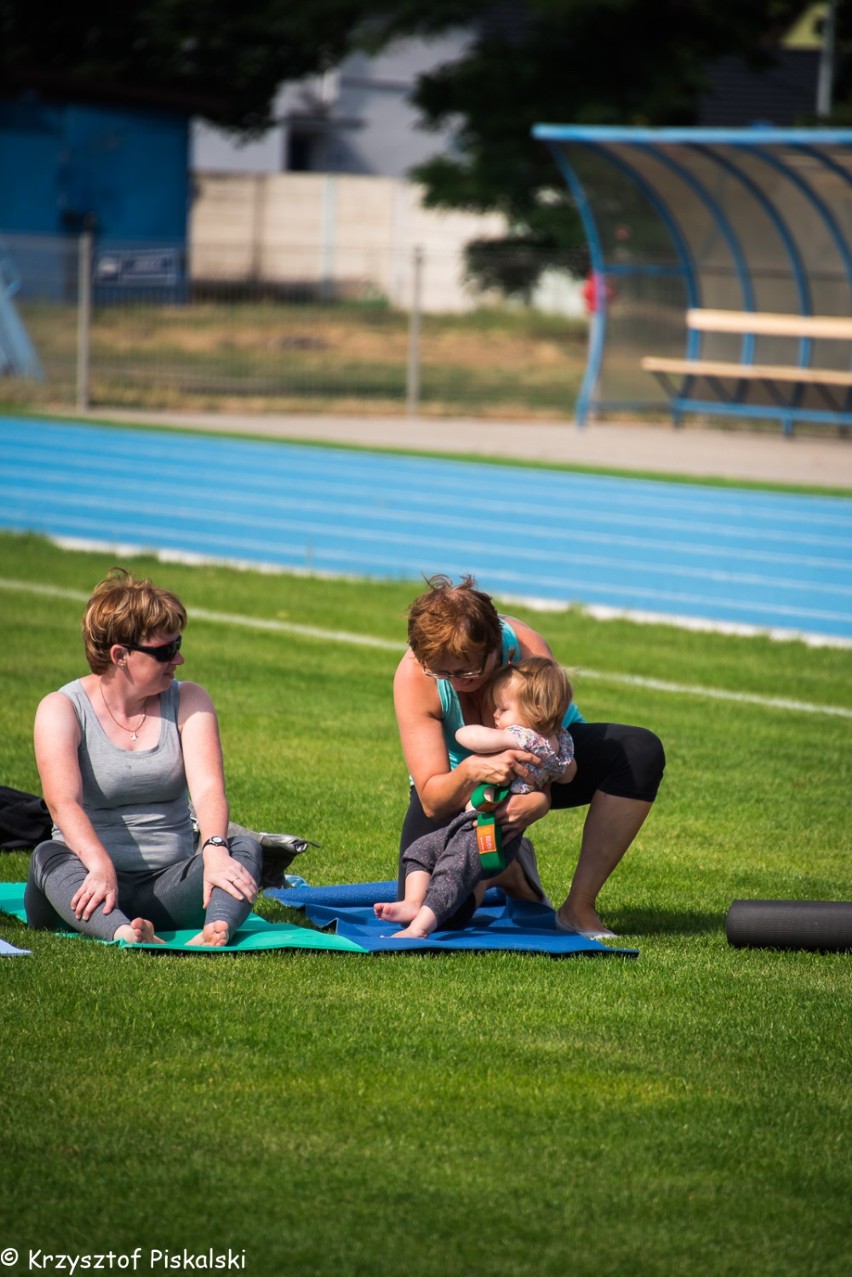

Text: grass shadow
xmin=612 ymin=907 xmax=724 ymax=938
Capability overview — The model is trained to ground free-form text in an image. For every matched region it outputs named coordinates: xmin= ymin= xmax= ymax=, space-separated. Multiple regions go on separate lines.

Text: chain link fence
xmin=0 ymin=231 xmax=591 ymax=420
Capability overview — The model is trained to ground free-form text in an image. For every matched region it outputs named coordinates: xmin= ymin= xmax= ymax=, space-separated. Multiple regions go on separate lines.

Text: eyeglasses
xmin=422 ymin=656 xmax=489 ymax=681
xmin=123 ymin=635 xmax=182 ymax=663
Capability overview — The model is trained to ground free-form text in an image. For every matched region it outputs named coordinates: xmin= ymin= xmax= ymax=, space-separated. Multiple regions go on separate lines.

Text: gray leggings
xmin=25 ymin=834 xmax=263 ymax=940
xmin=403 ymin=809 xmax=520 ymax=929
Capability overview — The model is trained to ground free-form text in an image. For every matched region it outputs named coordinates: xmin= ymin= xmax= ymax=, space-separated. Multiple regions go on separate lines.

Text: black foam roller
xmin=726 ymin=900 xmax=852 ymax=952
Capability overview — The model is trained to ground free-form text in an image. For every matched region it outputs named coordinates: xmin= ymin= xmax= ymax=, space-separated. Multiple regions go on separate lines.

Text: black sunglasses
xmin=123 ymin=635 xmax=182 ymax=663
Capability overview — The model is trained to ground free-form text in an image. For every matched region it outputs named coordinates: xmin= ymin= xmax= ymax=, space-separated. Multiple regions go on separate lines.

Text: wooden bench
xmin=642 ymin=309 xmax=852 ymax=435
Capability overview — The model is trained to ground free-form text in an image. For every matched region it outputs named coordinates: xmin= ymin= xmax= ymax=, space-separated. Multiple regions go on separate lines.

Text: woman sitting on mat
xmin=391 ymin=574 xmax=665 ymax=939
xmin=26 ymin=567 xmax=261 ymax=947
xmin=376 ymin=657 xmax=576 ymax=939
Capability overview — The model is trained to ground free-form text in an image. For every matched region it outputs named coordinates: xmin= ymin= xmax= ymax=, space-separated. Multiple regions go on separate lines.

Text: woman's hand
xmin=470 ymin=748 xmax=539 ymax=790
xmin=71 ymin=868 xmax=118 ymax=922
xmin=495 ymin=790 xmax=551 ymax=842
xmin=202 ymin=850 xmax=258 ymax=908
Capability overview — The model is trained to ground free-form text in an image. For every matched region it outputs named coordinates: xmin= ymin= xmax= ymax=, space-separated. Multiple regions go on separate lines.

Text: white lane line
xmin=2 ymin=574 xmax=850 ymax=717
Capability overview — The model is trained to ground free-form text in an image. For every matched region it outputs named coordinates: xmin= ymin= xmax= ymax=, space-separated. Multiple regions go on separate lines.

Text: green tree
xmin=0 ymin=0 xmax=376 ymax=132
xmin=366 ymin=0 xmax=846 ymax=294
xmin=3 ymin=0 xmax=848 ymax=292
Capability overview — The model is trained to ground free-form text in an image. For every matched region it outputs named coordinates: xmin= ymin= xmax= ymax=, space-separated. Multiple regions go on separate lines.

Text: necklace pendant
xmin=130 ymin=732 xmax=138 ymax=741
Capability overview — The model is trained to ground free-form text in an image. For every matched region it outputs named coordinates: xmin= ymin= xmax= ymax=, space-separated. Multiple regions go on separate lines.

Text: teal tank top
xmin=438 ymin=617 xmax=584 ymax=770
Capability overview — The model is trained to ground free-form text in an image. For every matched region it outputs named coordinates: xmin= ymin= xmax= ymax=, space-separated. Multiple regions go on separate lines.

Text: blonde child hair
xmin=488 ymin=657 xmax=573 ymax=738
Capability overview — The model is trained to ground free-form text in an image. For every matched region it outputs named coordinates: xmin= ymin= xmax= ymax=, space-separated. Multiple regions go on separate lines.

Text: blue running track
xmin=1 ymin=416 xmax=851 ymax=642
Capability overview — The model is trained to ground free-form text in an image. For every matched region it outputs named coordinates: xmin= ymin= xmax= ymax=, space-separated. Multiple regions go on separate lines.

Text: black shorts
xmin=551 ymin=721 xmax=665 ymax=809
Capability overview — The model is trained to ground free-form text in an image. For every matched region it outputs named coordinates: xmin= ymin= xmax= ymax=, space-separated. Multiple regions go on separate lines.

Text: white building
xmin=191 ymin=32 xmax=471 ymax=178
xmin=189 ymin=28 xmax=587 ymax=316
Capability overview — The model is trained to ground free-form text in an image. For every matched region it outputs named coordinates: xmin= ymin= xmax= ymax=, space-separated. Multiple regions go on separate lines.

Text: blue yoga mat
xmin=1 ymin=880 xmax=638 ymax=957
xmin=270 ymin=880 xmax=638 ymax=957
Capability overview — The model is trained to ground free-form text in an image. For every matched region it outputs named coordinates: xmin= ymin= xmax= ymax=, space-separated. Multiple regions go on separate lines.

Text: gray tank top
xmin=54 ymin=679 xmax=194 ymax=871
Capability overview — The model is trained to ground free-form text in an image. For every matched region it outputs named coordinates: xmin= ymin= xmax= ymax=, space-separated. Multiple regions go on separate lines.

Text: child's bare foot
xmin=114 ymin=918 xmax=164 ymax=945
xmin=187 ymin=921 xmax=231 ymax=947
xmin=374 ymin=900 xmax=419 ymax=923
xmin=391 ymin=923 xmax=432 ymax=940
xmin=390 ymin=903 xmax=437 ymax=940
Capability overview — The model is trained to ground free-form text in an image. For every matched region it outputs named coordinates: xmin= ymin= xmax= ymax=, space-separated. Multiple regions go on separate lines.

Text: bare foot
xmin=492 ymin=859 xmax=541 ymax=903
xmin=187 ymin=921 xmax=231 ymax=947
xmin=556 ymin=905 xmax=612 ymax=935
xmin=114 ymin=918 xmax=164 ymax=945
xmin=391 ymin=923 xmax=432 ymax=940
xmin=374 ymin=900 xmax=419 ymax=923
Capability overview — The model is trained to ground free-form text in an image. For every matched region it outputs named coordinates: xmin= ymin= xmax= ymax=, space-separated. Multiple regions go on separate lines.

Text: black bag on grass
xmin=0 ymin=785 xmax=51 ymax=849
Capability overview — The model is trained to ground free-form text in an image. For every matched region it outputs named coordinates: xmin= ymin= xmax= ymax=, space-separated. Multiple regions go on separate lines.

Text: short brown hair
xmin=489 ymin=657 xmax=573 ymax=737
xmin=82 ymin=567 xmax=187 ymax=673
xmin=407 ymin=574 xmax=502 ymax=669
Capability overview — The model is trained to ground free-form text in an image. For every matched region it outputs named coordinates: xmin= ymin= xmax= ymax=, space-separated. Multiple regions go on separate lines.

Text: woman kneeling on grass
xmin=377 ymin=656 xmax=577 ymax=939
xmin=392 ymin=574 xmax=666 ymax=939
xmin=26 ymin=568 xmax=261 ymax=947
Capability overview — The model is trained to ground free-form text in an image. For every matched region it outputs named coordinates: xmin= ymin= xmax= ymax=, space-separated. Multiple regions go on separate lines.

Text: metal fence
xmin=0 ymin=231 xmax=591 ymax=420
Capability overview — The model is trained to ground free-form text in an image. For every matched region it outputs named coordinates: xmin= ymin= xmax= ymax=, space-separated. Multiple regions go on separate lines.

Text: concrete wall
xmin=189 ymin=171 xmax=509 ymax=313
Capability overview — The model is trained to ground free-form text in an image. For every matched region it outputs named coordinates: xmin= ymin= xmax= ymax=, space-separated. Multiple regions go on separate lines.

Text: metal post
xmin=76 ymin=230 xmax=93 ymax=411
xmin=250 ymin=174 xmax=264 ymax=287
xmin=816 ymin=0 xmax=837 ymax=118
xmin=320 ymin=175 xmax=337 ymax=302
xmin=406 ymin=246 xmax=423 ymax=418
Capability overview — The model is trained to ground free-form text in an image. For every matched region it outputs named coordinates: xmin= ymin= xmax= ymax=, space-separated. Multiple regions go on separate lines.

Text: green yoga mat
xmin=0 ymin=882 xmax=367 ymax=954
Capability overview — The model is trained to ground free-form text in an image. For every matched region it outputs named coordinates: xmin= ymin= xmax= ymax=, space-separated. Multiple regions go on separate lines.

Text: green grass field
xmin=1 ymin=530 xmax=849 ymax=1277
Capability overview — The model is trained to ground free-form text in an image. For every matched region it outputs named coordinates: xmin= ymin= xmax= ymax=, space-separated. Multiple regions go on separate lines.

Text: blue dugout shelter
xmin=532 ymin=126 xmax=852 ymax=426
